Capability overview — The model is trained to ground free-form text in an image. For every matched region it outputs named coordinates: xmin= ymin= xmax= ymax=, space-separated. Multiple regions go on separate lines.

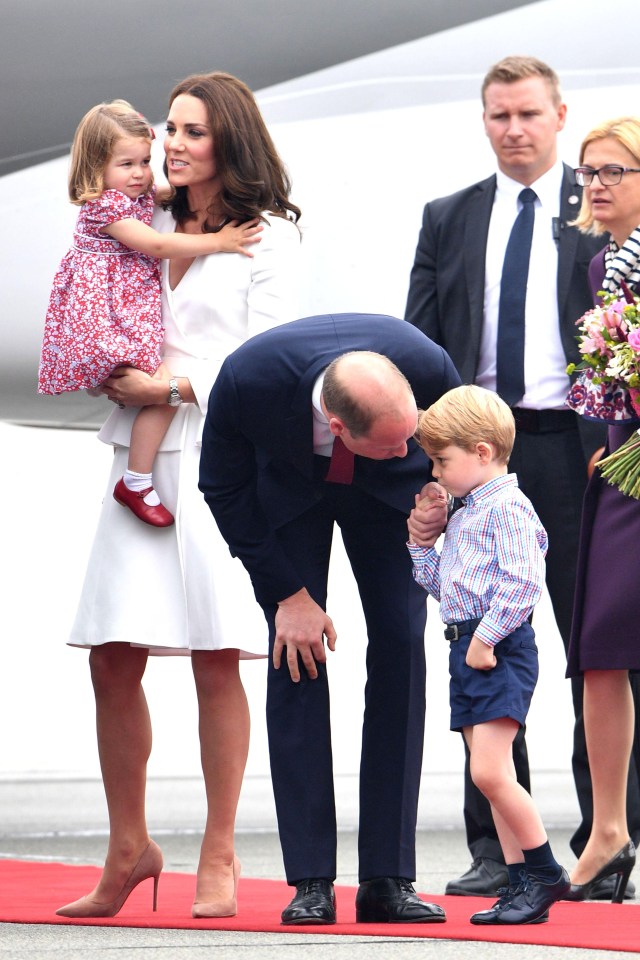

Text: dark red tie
xmin=325 ymin=436 xmax=355 ymax=484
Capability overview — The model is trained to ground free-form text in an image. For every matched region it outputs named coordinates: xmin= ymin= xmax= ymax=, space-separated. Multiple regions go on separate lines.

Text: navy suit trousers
xmin=262 ymin=483 xmax=427 ymax=884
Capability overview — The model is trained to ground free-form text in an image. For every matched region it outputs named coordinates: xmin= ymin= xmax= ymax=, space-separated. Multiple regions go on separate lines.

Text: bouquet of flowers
xmin=566 ymin=286 xmax=640 ymax=498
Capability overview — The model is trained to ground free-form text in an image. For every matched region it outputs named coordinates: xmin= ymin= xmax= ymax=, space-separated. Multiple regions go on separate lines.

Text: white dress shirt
xmin=312 ymin=371 xmax=334 ymax=456
xmin=478 ymin=161 xmax=570 ymax=410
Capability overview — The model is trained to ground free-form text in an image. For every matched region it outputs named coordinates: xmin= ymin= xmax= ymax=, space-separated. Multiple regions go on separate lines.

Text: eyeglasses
xmin=574 ymin=164 xmax=640 ymax=187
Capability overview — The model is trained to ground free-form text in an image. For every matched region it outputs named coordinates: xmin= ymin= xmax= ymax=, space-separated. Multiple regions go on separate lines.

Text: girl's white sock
xmin=123 ymin=470 xmax=160 ymax=506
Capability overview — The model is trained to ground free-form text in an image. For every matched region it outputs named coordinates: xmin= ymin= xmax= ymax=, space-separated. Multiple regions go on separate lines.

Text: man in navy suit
xmin=199 ymin=313 xmax=460 ymax=924
xmin=404 ymin=55 xmax=639 ymax=899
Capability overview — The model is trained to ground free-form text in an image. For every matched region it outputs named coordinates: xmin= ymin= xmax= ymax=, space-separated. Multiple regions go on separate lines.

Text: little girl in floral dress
xmin=38 ymin=100 xmax=260 ymax=526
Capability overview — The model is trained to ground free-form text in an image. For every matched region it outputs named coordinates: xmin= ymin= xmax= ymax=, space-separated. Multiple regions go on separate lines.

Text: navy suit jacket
xmin=404 ymin=163 xmax=605 ymax=455
xmin=199 ymin=313 xmax=460 ymax=606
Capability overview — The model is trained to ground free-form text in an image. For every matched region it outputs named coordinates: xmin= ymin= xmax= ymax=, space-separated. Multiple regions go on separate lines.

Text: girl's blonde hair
xmin=416 ymin=385 xmax=515 ymax=464
xmin=68 ymin=100 xmax=154 ymax=205
xmin=572 ymin=116 xmax=640 ymax=235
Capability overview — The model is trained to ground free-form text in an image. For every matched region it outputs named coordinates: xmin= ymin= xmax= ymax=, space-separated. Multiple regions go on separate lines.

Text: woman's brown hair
xmin=163 ymin=72 xmax=301 ymax=231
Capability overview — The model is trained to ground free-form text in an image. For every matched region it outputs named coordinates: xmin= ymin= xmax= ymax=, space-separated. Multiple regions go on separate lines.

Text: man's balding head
xmin=321 ymin=352 xmax=418 ymax=460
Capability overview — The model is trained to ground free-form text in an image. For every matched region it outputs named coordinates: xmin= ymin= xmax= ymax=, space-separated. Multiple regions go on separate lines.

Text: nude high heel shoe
xmin=192 ymin=855 xmax=241 ymax=918
xmin=55 ymin=839 xmax=163 ymax=918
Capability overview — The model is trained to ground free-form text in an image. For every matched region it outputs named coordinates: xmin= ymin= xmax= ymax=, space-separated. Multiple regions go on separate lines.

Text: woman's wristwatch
xmin=168 ymin=378 xmax=183 ymax=406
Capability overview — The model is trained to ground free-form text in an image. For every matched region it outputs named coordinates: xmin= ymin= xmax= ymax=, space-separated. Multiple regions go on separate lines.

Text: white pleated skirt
xmin=69 ymin=405 xmax=267 ymax=658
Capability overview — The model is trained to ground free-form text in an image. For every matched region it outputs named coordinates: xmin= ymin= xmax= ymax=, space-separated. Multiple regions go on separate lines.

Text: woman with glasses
xmin=564 ymin=116 xmax=640 ymax=903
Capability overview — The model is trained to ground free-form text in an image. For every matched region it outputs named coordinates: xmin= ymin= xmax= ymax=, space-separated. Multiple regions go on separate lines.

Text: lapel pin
xmin=568 ymin=195 xmax=580 ymax=205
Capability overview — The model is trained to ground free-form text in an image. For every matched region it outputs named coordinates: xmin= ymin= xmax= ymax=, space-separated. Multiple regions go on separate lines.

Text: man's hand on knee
xmin=274 ymin=588 xmax=337 ymax=682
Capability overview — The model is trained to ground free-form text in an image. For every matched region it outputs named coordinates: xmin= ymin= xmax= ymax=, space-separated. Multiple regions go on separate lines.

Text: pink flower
xmin=608 ymin=299 xmax=626 ymax=315
xmin=627 ymin=329 xmax=640 ymax=352
xmin=579 ymin=334 xmax=607 ymax=355
xmin=601 ymin=306 xmax=628 ymax=339
xmin=576 ymin=307 xmax=597 ymax=326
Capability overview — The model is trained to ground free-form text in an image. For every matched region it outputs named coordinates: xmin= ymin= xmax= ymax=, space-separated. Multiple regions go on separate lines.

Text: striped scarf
xmin=602 ymin=226 xmax=640 ymax=295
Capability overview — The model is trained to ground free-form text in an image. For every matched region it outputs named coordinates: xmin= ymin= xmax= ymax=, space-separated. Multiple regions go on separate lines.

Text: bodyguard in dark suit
xmin=199 ymin=312 xmax=459 ymax=924
xmin=404 ymin=56 xmax=639 ymax=899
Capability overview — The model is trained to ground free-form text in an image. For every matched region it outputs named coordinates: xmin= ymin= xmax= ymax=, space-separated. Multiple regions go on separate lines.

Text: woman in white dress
xmin=57 ymin=72 xmax=301 ymax=919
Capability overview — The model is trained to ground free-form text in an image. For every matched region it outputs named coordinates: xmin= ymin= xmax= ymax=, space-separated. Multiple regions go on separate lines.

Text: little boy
xmin=407 ymin=385 xmax=569 ymax=925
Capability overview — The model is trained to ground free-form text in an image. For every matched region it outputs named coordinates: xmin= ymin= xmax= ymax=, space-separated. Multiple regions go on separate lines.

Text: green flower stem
xmin=597 ymin=430 xmax=640 ymax=499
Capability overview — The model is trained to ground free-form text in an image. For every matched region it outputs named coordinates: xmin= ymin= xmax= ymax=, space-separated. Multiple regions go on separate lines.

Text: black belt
xmin=511 ymin=407 xmax=576 ymax=433
xmin=444 ymin=618 xmax=482 ymax=642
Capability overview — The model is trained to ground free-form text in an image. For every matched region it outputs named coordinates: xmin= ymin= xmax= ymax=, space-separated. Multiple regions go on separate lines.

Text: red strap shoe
xmin=113 ymin=478 xmax=174 ymax=527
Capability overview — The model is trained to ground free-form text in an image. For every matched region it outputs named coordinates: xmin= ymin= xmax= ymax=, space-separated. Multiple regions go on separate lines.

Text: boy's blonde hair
xmin=416 ymin=385 xmax=515 ymax=464
xmin=68 ymin=100 xmax=154 ymax=205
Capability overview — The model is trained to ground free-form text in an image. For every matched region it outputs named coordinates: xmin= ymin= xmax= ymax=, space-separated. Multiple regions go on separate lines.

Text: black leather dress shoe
xmin=471 ymin=869 xmax=569 ymax=925
xmin=445 ymin=858 xmax=508 ymax=897
xmin=281 ymin=879 xmax=335 ymax=925
xmin=356 ymin=877 xmax=446 ymax=923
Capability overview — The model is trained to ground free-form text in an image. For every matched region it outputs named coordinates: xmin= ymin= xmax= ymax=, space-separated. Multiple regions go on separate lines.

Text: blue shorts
xmin=448 ymin=622 xmax=538 ymax=731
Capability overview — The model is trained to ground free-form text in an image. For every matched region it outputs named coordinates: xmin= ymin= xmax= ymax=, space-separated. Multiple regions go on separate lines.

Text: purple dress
xmin=566 ymin=253 xmax=640 ymax=675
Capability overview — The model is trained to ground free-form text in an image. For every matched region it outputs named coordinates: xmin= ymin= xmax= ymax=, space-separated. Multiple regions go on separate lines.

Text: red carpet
xmin=0 ymin=859 xmax=638 ymax=951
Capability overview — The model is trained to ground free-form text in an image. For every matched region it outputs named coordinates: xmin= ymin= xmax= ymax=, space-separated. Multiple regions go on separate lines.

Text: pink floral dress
xmin=38 ymin=188 xmax=163 ymax=394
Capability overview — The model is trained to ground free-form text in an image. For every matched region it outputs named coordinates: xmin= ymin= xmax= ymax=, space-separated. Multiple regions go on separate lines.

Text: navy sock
xmin=523 ymin=841 xmax=563 ymax=883
xmin=507 ymin=862 xmax=526 ymax=888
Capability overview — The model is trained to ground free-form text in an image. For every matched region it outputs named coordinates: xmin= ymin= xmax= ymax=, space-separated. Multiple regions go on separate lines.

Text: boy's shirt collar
xmin=462 ymin=473 xmax=517 ymax=507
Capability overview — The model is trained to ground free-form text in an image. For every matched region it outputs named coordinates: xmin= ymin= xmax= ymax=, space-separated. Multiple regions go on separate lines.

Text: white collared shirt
xmin=477 ymin=161 xmax=570 ymax=410
xmin=312 ymin=371 xmax=334 ymax=456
